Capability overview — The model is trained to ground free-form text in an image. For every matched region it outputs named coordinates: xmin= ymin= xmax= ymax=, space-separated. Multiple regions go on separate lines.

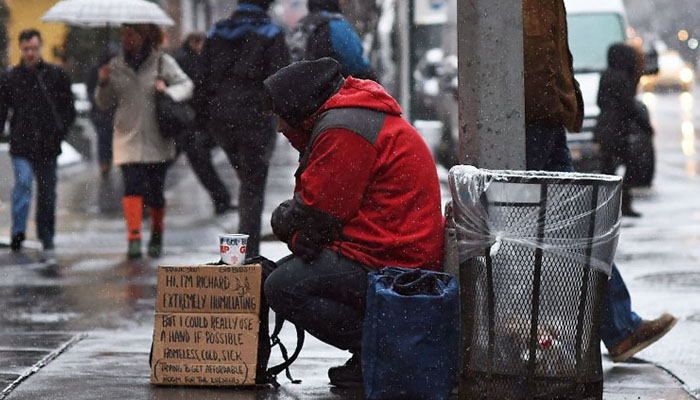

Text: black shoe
xmin=214 ymin=202 xmax=238 ymax=215
xmin=328 ymin=353 xmax=362 ymax=388
xmin=622 ymin=208 xmax=642 ymax=218
xmin=10 ymin=233 xmax=24 ymax=252
xmin=148 ymin=232 xmax=162 ymax=258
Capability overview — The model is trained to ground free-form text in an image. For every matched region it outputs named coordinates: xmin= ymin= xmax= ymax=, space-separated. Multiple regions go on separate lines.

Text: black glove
xmin=272 ymin=195 xmax=344 ymax=246
xmin=289 ymin=230 xmax=333 ymax=263
xmin=271 ymin=199 xmax=296 ymax=243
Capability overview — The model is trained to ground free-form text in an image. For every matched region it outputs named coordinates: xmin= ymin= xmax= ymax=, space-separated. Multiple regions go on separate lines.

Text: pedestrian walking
xmin=197 ymin=0 xmax=290 ymax=258
xmin=0 ymin=29 xmax=76 ymax=264
xmin=287 ymin=0 xmax=376 ymax=79
xmin=173 ymin=32 xmax=234 ymax=215
xmin=523 ymin=0 xmax=676 ymax=362
xmin=95 ymin=24 xmax=193 ymax=259
xmin=595 ymin=43 xmax=652 ymax=218
xmin=263 ymin=58 xmax=445 ymax=388
xmin=87 ymin=51 xmax=117 ymax=179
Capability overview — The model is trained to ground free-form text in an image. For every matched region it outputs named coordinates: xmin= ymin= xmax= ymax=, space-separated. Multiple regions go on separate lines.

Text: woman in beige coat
xmin=96 ymin=24 xmax=193 ymax=259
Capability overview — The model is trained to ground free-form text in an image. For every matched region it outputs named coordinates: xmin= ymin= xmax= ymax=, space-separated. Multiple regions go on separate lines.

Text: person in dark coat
xmin=595 ymin=42 xmax=652 ymax=217
xmin=197 ymin=0 xmax=290 ymax=257
xmin=263 ymin=58 xmax=445 ymax=388
xmin=173 ymin=32 xmax=234 ymax=215
xmin=287 ymin=0 xmax=376 ymax=79
xmin=87 ymin=48 xmax=117 ymax=179
xmin=0 ymin=29 xmax=76 ymax=262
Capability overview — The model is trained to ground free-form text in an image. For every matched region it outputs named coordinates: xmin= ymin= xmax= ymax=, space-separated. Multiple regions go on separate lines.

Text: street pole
xmin=397 ymin=0 xmax=411 ymax=121
xmin=457 ymin=0 xmax=526 ymax=170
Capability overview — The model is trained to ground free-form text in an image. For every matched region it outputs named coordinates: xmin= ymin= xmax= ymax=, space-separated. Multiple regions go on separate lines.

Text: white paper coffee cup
xmin=218 ymin=234 xmax=248 ymax=265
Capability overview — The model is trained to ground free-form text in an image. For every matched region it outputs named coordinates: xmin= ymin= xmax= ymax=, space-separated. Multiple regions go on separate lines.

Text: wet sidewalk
xmin=0 ymin=238 xmax=695 ymax=400
xmin=3 ymin=94 xmax=700 ymax=398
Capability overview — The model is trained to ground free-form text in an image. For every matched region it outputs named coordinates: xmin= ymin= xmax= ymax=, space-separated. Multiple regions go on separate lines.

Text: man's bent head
xmin=263 ymin=58 xmax=344 ymax=131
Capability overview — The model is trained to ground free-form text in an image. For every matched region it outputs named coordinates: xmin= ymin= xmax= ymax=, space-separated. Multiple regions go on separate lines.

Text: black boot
xmin=621 ymin=188 xmax=642 ymax=218
xmin=10 ymin=233 xmax=24 ymax=252
xmin=328 ymin=352 xmax=362 ymax=388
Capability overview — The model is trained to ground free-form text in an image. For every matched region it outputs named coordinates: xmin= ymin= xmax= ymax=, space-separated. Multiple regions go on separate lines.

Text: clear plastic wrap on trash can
xmin=449 ymin=165 xmax=622 ymax=276
xmin=450 ymin=165 xmax=623 ymax=400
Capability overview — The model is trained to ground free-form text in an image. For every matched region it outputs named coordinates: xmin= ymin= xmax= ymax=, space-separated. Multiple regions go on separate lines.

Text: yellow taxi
xmin=640 ymin=50 xmax=694 ymax=92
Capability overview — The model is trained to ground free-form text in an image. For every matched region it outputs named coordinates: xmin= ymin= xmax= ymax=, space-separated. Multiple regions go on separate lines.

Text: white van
xmin=564 ymin=0 xmax=630 ymax=171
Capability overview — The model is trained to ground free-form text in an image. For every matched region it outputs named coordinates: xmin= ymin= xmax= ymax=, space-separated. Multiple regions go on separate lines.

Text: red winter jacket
xmin=284 ymin=77 xmax=444 ymax=270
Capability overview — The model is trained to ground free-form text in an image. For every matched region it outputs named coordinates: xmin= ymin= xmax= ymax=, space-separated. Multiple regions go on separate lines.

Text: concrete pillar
xmin=397 ymin=0 xmax=411 ymax=120
xmin=457 ymin=0 xmax=526 ymax=170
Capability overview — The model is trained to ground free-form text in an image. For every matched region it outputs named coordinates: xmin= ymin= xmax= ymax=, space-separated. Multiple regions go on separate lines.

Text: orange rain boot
xmin=148 ymin=207 xmax=165 ymax=258
xmin=123 ymin=196 xmax=143 ymax=259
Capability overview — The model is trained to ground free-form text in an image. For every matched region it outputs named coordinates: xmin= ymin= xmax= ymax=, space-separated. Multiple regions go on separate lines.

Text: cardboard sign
xmin=150 ymin=265 xmax=262 ymax=386
xmin=155 ymin=265 xmax=261 ymax=313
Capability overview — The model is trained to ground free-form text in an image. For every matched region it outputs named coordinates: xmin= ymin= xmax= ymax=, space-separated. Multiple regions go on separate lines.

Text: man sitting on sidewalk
xmin=523 ymin=0 xmax=677 ymax=362
xmin=262 ymin=58 xmax=445 ymax=387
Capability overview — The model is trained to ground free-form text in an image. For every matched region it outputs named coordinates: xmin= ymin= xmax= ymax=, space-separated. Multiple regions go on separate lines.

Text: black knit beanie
xmin=264 ymin=58 xmax=344 ymax=127
xmin=241 ymin=0 xmax=274 ymax=10
xmin=308 ymin=0 xmax=342 ymax=13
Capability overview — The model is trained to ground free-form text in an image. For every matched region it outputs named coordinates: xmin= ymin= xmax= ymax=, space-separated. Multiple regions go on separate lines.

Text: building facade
xmin=4 ymin=0 xmax=67 ymax=66
xmin=161 ymin=0 xmax=237 ymax=46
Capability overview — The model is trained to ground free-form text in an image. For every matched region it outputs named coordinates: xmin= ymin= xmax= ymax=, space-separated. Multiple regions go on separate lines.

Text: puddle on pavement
xmin=9 ymin=312 xmax=81 ymax=324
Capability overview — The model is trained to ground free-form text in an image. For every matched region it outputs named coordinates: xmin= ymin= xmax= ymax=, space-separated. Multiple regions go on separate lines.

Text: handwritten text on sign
xmin=153 ymin=313 xmax=259 ymax=364
xmin=156 ymin=265 xmax=261 ymax=313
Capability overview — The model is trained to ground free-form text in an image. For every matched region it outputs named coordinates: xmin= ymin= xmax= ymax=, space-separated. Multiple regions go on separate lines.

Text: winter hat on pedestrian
xmin=607 ymin=43 xmax=639 ymax=75
xmin=241 ymin=0 xmax=274 ymax=10
xmin=308 ymin=0 xmax=342 ymax=13
xmin=263 ymin=57 xmax=344 ymax=127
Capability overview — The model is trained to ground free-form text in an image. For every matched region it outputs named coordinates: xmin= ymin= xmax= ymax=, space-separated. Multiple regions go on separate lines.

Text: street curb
xmin=0 ymin=334 xmax=87 ymax=400
xmin=652 ymin=362 xmax=700 ymax=400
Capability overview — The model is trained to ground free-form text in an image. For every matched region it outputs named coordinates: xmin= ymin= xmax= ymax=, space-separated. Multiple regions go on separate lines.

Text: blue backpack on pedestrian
xmin=362 ymin=267 xmax=459 ymax=400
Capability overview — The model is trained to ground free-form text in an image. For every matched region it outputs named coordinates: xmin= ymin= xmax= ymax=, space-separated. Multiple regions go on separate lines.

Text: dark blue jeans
xmin=526 ymin=123 xmax=641 ymax=349
xmin=11 ymin=156 xmax=57 ymax=248
xmin=264 ymin=250 xmax=371 ymax=352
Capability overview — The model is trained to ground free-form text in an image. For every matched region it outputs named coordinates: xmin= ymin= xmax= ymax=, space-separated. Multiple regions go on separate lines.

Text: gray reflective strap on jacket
xmin=296 ymin=107 xmax=387 ymax=178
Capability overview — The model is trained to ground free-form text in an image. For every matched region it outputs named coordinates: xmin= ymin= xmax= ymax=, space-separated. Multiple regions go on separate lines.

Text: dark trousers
xmin=11 ymin=156 xmax=57 ymax=248
xmin=90 ymin=110 xmax=114 ymax=165
xmin=177 ymin=129 xmax=230 ymax=210
xmin=264 ymin=250 xmax=371 ymax=352
xmin=210 ymin=118 xmax=276 ymax=257
xmin=600 ymin=149 xmax=636 ymax=212
xmin=525 ymin=123 xmax=574 ymax=172
xmin=120 ymin=163 xmax=169 ymax=208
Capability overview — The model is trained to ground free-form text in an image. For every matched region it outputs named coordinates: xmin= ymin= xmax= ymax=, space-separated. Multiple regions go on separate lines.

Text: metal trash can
xmin=449 ymin=166 xmax=622 ymax=400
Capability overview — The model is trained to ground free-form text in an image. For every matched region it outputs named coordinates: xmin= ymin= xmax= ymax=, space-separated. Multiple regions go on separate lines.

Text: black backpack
xmin=149 ymin=256 xmax=305 ymax=387
xmin=287 ymin=12 xmax=341 ymax=63
xmin=250 ymin=255 xmax=305 ymax=386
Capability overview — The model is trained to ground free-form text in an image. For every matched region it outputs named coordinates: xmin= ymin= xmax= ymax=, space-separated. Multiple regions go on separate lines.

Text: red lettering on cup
xmin=240 ymin=245 xmax=247 ymax=254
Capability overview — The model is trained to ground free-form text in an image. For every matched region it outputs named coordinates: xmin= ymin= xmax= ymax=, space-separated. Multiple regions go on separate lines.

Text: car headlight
xmin=680 ymin=67 xmax=694 ymax=83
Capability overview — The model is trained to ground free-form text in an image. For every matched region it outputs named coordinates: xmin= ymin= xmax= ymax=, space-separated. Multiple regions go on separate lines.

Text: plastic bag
xmin=449 ymin=165 xmax=622 ymax=276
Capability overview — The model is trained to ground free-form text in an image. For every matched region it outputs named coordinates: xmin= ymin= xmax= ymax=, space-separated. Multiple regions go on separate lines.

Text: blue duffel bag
xmin=362 ymin=267 xmax=459 ymax=400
